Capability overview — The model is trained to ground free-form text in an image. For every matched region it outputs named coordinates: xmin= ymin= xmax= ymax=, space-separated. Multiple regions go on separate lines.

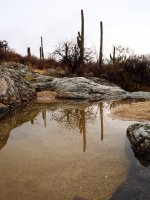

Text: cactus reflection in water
xmin=48 ymin=103 xmax=104 ymax=152
xmin=0 ymin=103 xmax=104 ymax=152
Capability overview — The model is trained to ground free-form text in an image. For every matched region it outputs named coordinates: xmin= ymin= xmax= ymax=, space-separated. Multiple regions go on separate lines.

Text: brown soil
xmin=37 ymin=91 xmax=58 ymax=103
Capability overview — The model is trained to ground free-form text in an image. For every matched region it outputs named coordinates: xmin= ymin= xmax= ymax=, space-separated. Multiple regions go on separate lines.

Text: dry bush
xmin=101 ymin=61 xmax=150 ymax=91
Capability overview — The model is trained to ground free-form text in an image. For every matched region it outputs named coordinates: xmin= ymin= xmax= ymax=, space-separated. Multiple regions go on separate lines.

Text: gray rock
xmin=126 ymin=91 xmax=150 ymax=99
xmin=0 ymin=63 xmax=36 ymax=106
xmin=127 ymin=123 xmax=150 ymax=166
xmin=51 ymin=77 xmax=127 ymax=100
xmin=127 ymin=123 xmax=150 ymax=153
xmin=50 ymin=77 xmax=150 ymax=100
xmin=34 ymin=81 xmax=52 ymax=92
xmin=0 ymin=63 xmax=150 ymax=110
xmin=33 ymin=74 xmax=54 ymax=92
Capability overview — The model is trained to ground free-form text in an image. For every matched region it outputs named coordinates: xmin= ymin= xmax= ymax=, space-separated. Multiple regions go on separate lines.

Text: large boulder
xmin=0 ymin=63 xmax=36 ymax=107
xmin=51 ymin=77 xmax=127 ymax=100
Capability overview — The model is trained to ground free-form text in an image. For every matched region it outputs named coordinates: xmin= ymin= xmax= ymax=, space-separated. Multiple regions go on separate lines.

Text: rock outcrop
xmin=0 ymin=63 xmax=36 ymax=106
xmin=0 ymin=63 xmax=37 ymax=118
xmin=37 ymin=76 xmax=149 ymax=100
xmin=0 ymin=63 xmax=150 ymax=119
xmin=51 ymin=77 xmax=127 ymax=100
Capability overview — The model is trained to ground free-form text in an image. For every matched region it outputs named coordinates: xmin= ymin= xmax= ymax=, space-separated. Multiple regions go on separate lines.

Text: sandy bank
xmin=110 ymin=101 xmax=150 ymax=121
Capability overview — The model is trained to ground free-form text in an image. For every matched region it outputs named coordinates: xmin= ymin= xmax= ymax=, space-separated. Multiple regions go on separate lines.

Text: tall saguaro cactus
xmin=65 ymin=43 xmax=69 ymax=59
xmin=77 ymin=9 xmax=84 ymax=64
xmin=99 ymin=21 xmax=103 ymax=68
xmin=40 ymin=36 xmax=44 ymax=60
xmin=27 ymin=47 xmax=31 ymax=57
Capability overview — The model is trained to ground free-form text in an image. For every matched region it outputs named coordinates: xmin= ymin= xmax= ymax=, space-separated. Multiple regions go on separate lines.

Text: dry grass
xmin=110 ymin=101 xmax=150 ymax=121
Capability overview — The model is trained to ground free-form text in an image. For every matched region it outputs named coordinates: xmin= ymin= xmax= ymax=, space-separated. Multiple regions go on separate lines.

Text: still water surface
xmin=0 ymin=100 xmax=149 ymax=200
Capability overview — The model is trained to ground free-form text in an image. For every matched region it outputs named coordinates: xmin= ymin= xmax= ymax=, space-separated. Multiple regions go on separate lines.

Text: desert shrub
xmin=101 ymin=57 xmax=150 ymax=91
xmin=50 ymin=40 xmax=96 ymax=75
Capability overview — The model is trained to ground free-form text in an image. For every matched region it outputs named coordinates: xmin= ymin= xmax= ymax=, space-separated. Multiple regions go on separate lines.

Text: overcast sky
xmin=1 ymin=0 xmax=150 ymax=58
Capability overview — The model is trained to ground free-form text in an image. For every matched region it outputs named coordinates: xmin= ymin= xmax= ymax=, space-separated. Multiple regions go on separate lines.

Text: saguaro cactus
xmin=65 ymin=43 xmax=69 ymax=59
xmin=110 ymin=46 xmax=116 ymax=64
xmin=99 ymin=21 xmax=103 ymax=68
xmin=40 ymin=36 xmax=44 ymax=60
xmin=27 ymin=47 xmax=31 ymax=57
xmin=77 ymin=9 xmax=84 ymax=63
xmin=40 ymin=47 xmax=42 ymax=60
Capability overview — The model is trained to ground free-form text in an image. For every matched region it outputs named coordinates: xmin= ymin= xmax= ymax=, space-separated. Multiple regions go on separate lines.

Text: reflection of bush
xmin=50 ymin=107 xmax=97 ymax=130
xmin=50 ymin=106 xmax=98 ymax=152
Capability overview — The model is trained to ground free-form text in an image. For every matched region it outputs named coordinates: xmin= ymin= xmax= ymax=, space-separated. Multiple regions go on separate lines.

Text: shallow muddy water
xmin=0 ymin=100 xmax=149 ymax=200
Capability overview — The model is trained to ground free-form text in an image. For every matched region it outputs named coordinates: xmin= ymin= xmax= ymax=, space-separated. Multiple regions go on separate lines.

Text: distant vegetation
xmin=0 ymin=9 xmax=150 ymax=91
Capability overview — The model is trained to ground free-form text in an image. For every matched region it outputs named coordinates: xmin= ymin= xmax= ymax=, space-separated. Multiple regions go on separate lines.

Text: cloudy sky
xmin=1 ymin=0 xmax=150 ymax=58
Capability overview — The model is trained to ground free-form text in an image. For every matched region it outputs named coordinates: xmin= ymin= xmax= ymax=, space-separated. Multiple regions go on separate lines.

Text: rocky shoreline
xmin=0 ymin=63 xmax=150 ymax=119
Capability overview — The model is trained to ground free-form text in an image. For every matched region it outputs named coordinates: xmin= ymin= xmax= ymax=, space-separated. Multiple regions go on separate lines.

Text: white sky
xmin=1 ymin=0 xmax=150 ymax=58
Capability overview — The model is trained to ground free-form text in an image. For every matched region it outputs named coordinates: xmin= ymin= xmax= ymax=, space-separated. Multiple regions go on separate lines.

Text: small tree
xmin=0 ymin=40 xmax=9 ymax=62
xmin=0 ymin=40 xmax=9 ymax=52
xmin=50 ymin=40 xmax=95 ymax=74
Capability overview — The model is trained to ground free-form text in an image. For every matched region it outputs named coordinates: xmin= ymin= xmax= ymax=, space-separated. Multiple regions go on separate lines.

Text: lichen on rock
xmin=127 ymin=123 xmax=150 ymax=166
xmin=0 ymin=63 xmax=36 ymax=106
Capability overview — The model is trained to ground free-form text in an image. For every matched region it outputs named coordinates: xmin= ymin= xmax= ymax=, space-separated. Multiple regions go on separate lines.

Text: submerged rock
xmin=127 ymin=123 xmax=150 ymax=166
